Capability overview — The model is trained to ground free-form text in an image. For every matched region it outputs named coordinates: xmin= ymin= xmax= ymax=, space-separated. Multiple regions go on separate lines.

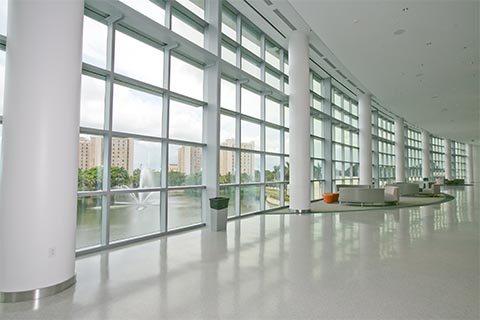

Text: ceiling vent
xmin=273 ymin=9 xmax=297 ymax=31
xmin=336 ymin=70 xmax=347 ymax=79
xmin=323 ymin=58 xmax=337 ymax=69
xmin=263 ymin=0 xmax=273 ymax=5
xmin=309 ymin=45 xmax=324 ymax=57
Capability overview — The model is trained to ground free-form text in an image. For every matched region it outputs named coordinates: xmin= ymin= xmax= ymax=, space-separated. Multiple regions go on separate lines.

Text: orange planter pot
xmin=323 ymin=192 xmax=339 ymax=204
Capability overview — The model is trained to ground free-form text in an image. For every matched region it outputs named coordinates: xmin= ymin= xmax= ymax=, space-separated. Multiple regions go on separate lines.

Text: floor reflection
xmin=1 ymin=186 xmax=478 ymax=320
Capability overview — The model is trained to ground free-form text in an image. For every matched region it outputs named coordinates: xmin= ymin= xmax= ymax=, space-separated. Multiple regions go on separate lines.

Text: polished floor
xmin=1 ymin=186 xmax=478 ymax=319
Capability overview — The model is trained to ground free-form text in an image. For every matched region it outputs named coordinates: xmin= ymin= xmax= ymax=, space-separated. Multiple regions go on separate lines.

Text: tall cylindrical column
xmin=359 ymin=94 xmax=372 ymax=185
xmin=421 ymin=129 xmax=430 ymax=180
xmin=445 ymin=139 xmax=452 ymax=180
xmin=288 ymin=31 xmax=310 ymax=211
xmin=0 ymin=0 xmax=83 ymax=300
xmin=466 ymin=144 xmax=474 ymax=184
xmin=394 ymin=117 xmax=405 ymax=182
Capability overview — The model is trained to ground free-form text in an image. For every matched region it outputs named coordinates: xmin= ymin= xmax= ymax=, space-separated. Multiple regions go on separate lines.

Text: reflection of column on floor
xmin=421 ymin=206 xmax=435 ymax=239
xmin=160 ymin=238 xmax=169 ymax=316
xmin=445 ymin=200 xmax=458 ymax=229
xmin=395 ymin=208 xmax=411 ymax=256
xmin=200 ymin=229 xmax=227 ymax=318
xmin=467 ymin=187 xmax=476 ymax=222
xmin=359 ymin=223 xmax=379 ymax=259
xmin=318 ymin=214 xmax=336 ymax=279
xmin=256 ymin=215 xmax=267 ymax=313
xmin=233 ymin=220 xmax=241 ymax=313
xmin=288 ymin=215 xmax=314 ymax=285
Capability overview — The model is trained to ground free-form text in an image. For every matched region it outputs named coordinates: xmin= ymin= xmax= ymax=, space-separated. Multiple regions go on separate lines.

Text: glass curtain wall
xmin=219 ymin=4 xmax=289 ymax=215
xmin=406 ymin=128 xmax=422 ymax=182
xmin=452 ymin=142 xmax=467 ymax=179
xmin=376 ymin=114 xmax=395 ymax=186
xmin=78 ymin=0 xmax=209 ymax=250
xmin=310 ymin=73 xmax=326 ymax=199
xmin=331 ymin=87 xmax=359 ymax=188
xmin=430 ymin=136 xmax=445 ymax=179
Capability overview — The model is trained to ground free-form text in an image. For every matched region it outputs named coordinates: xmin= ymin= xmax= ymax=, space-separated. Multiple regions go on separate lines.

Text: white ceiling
xmin=250 ymin=0 xmax=479 ymax=144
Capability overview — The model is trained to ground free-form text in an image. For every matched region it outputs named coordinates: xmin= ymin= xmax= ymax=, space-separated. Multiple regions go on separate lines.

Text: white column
xmin=466 ymin=144 xmax=474 ymax=184
xmin=394 ymin=117 xmax=405 ymax=182
xmin=421 ymin=129 xmax=430 ymax=180
xmin=445 ymin=139 xmax=452 ymax=180
xmin=359 ymin=94 xmax=372 ymax=186
xmin=203 ymin=0 xmax=221 ymax=210
xmin=288 ymin=31 xmax=310 ymax=211
xmin=0 ymin=0 xmax=83 ymax=297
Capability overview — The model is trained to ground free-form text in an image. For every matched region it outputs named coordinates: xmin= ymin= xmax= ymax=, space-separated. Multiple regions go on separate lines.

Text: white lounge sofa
xmin=339 ymin=186 xmax=400 ymax=206
xmin=385 ymin=183 xmax=419 ymax=196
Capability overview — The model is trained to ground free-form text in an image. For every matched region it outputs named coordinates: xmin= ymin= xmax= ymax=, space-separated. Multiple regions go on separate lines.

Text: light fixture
xmin=416 ymin=73 xmax=424 ymax=77
xmin=393 ymin=29 xmax=406 ymax=35
xmin=426 ymin=42 xmax=432 ymax=46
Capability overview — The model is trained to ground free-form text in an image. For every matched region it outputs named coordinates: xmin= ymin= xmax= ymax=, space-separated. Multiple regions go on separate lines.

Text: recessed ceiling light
xmin=353 ymin=19 xmax=359 ymax=24
xmin=464 ymin=46 xmax=468 ymax=49
xmin=416 ymin=73 xmax=424 ymax=77
xmin=426 ymin=42 xmax=432 ymax=46
xmin=393 ymin=29 xmax=406 ymax=35
xmin=441 ymin=108 xmax=448 ymax=112
xmin=402 ymin=8 xmax=409 ymax=12
xmin=432 ymin=95 xmax=439 ymax=99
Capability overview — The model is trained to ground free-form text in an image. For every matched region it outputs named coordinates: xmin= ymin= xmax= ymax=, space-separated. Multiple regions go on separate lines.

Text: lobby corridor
xmin=1 ymin=186 xmax=478 ymax=319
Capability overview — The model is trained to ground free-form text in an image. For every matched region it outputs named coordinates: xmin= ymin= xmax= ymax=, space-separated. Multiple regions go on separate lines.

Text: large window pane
xmin=168 ymin=189 xmax=202 ymax=230
xmin=266 ymin=41 xmax=280 ymax=69
xmin=221 ymin=44 xmax=237 ymax=66
xmin=265 ymin=70 xmax=281 ymax=91
xmin=82 ymin=16 xmax=107 ymax=69
xmin=76 ymin=196 xmax=102 ymax=249
xmin=265 ymin=184 xmax=281 ymax=209
xmin=222 ymin=8 xmax=237 ymax=40
xmin=176 ymin=0 xmax=204 ymax=18
xmin=119 ymin=0 xmax=165 ymax=24
xmin=241 ymin=120 xmax=260 ymax=151
xmin=78 ymin=134 xmax=104 ymax=191
xmin=313 ymin=159 xmax=323 ymax=180
xmin=240 ymin=185 xmax=261 ymax=214
xmin=220 ymin=114 xmax=236 ymax=146
xmin=241 ymin=87 xmax=261 ymax=118
xmin=240 ymin=152 xmax=260 ymax=182
xmin=313 ymin=138 xmax=323 ymax=158
xmin=265 ymin=98 xmax=280 ymax=125
xmin=220 ymin=149 xmax=236 ymax=184
xmin=169 ymin=145 xmax=203 ymax=186
xmin=0 ymin=50 xmax=5 ymax=115
xmin=170 ymin=56 xmax=204 ymax=101
xmin=110 ymin=191 xmax=161 ymax=241
xmin=241 ymin=25 xmax=260 ymax=56
xmin=219 ymin=186 xmax=236 ymax=217
xmin=0 ymin=0 xmax=6 ymax=36
xmin=265 ymin=155 xmax=281 ymax=182
xmin=172 ymin=12 xmax=204 ymax=47
xmin=115 ymin=31 xmax=164 ymax=87
xmin=110 ymin=138 xmax=162 ymax=189
xmin=80 ymin=75 xmax=105 ymax=129
xmin=221 ymin=78 xmax=236 ymax=111
xmin=265 ymin=127 xmax=280 ymax=153
xmin=241 ymin=56 xmax=261 ymax=79
xmin=113 ymin=84 xmax=163 ymax=137
xmin=169 ymin=100 xmax=202 ymax=143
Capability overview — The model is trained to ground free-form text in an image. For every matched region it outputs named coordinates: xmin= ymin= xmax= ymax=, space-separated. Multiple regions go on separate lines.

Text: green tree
xmin=132 ymin=168 xmax=141 ymax=188
xmin=110 ymin=166 xmax=130 ymax=187
xmin=186 ymin=172 xmax=202 ymax=185
xmin=168 ymin=171 xmax=186 ymax=186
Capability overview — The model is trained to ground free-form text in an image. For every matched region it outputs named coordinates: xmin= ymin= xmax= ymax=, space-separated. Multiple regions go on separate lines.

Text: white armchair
xmin=419 ymin=184 xmax=441 ymax=196
xmin=384 ymin=186 xmax=400 ymax=204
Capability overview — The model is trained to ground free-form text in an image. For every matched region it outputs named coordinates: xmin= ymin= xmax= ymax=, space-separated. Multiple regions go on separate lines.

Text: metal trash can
xmin=209 ymin=197 xmax=229 ymax=231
